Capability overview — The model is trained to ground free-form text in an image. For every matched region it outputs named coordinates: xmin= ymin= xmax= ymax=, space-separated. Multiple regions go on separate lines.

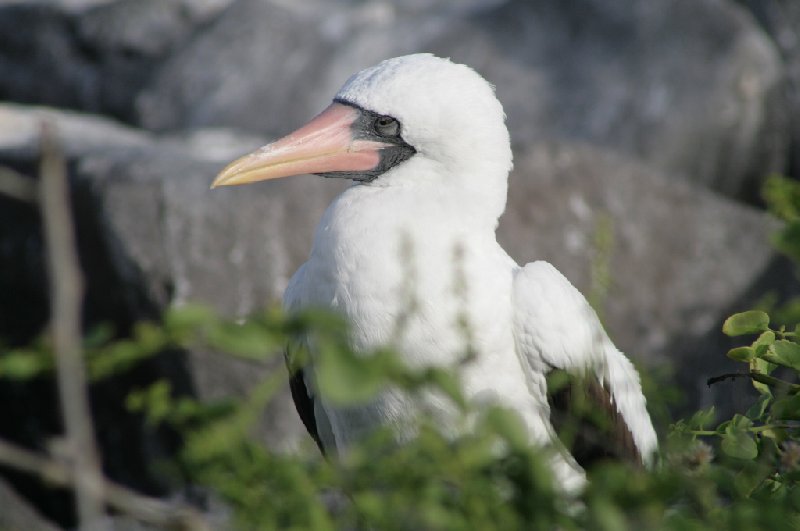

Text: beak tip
xmin=210 ymin=172 xmax=233 ymax=189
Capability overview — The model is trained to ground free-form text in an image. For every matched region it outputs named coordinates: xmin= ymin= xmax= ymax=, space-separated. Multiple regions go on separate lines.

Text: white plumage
xmin=214 ymin=54 xmax=658 ymax=490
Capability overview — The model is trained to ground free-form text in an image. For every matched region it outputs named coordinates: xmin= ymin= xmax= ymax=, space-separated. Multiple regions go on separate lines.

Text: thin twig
xmin=0 ymin=438 xmax=210 ymax=530
xmin=691 ymin=422 xmax=800 ymax=436
xmin=0 ymin=165 xmax=37 ymax=203
xmin=39 ymin=122 xmax=105 ymax=528
xmin=706 ymin=371 xmax=800 ymax=392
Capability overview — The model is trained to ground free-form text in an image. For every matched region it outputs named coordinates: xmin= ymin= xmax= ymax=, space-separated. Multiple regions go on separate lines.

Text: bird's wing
xmin=284 ymin=264 xmax=335 ymax=455
xmin=286 ymin=343 xmax=326 ymax=454
xmin=512 ymin=261 xmax=658 ymax=467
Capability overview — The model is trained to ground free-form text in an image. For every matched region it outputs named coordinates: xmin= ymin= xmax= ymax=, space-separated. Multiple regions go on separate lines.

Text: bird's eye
xmin=373 ymin=115 xmax=400 ymax=137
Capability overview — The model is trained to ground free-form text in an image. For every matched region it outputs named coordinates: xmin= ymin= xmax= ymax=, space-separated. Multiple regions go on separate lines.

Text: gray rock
xmin=0 ymin=102 xmax=152 ymax=161
xmin=136 ymin=0 xmax=493 ymax=132
xmin=736 ymin=0 xmax=800 ymax=181
xmin=0 ymin=102 xmax=262 ymax=165
xmin=0 ymin=3 xmax=101 ymax=112
xmin=0 ymin=0 xmax=115 ymax=13
xmin=76 ymin=1 xmax=198 ymax=58
xmin=0 ymin=0 xmax=230 ymax=123
xmin=430 ymin=0 xmax=787 ymax=200
xmin=136 ymin=0 xmax=342 ymax=135
xmin=138 ymin=0 xmax=788 ymax=200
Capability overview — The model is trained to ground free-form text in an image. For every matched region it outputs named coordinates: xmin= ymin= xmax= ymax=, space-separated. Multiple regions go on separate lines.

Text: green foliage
xmin=8 ymin=301 xmax=800 ymax=528
xmin=175 ymin=311 xmax=800 ymax=530
xmin=641 ymin=177 xmax=800 ymax=527
xmin=3 ymin=301 xmax=796 ymax=529
xmin=145 ymin=303 xmax=800 ymax=528
xmin=764 ymin=175 xmax=800 ymax=264
xmin=0 ymin=347 xmax=52 ymax=379
xmin=686 ymin=309 xmax=800 ymax=486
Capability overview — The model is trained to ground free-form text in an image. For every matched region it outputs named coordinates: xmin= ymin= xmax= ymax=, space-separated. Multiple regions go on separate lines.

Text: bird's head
xmin=212 ymin=54 xmax=512 ymax=211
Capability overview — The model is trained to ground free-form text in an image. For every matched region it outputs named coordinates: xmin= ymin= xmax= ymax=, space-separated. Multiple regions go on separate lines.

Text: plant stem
xmin=690 ymin=423 xmax=800 ymax=437
xmin=750 ymin=423 xmax=800 ymax=433
xmin=0 ymin=165 xmax=37 ymax=203
xmin=39 ymin=123 xmax=105 ymax=528
xmin=0 ymin=438 xmax=209 ymax=530
xmin=706 ymin=371 xmax=800 ymax=392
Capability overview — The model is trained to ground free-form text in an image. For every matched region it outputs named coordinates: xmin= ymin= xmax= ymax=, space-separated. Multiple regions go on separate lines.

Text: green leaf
xmin=727 ymin=346 xmax=755 ymax=362
xmin=715 ymin=420 xmax=731 ymax=435
xmin=315 ymin=347 xmax=385 ymax=405
xmin=687 ymin=406 xmax=716 ymax=430
xmin=768 ymin=340 xmax=800 ymax=371
xmin=83 ymin=323 xmax=114 ymax=348
xmin=750 ymin=357 xmax=776 ymax=395
xmin=546 ymin=369 xmax=571 ymax=394
xmin=206 ymin=321 xmax=275 ymax=359
xmin=133 ymin=321 xmax=166 ymax=352
xmin=753 ymin=331 xmax=776 ymax=357
xmin=771 ymin=395 xmax=800 ymax=420
xmin=126 ymin=380 xmax=173 ymax=425
xmin=590 ymin=498 xmax=627 ymax=531
xmin=763 ymin=174 xmax=800 ymax=221
xmin=751 ymin=356 xmax=777 ymax=375
xmin=745 ymin=394 xmax=771 ymax=420
xmin=774 ymin=221 xmax=800 ymax=263
xmin=730 ymin=414 xmax=753 ymax=431
xmin=484 ymin=407 xmax=529 ymax=450
xmin=164 ymin=304 xmax=215 ymax=336
xmin=89 ymin=339 xmax=151 ymax=379
xmin=722 ymin=311 xmax=770 ymax=336
xmin=425 ymin=367 xmax=465 ymax=408
xmin=721 ymin=431 xmax=758 ymax=460
xmin=0 ymin=351 xmax=49 ymax=379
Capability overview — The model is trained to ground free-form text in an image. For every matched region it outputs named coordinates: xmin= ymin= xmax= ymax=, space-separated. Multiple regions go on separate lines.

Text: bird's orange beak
xmin=211 ymin=103 xmax=389 ymax=188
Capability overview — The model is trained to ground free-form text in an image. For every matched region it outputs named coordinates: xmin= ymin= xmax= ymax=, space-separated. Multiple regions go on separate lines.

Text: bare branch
xmin=0 ymin=438 xmax=210 ymax=530
xmin=39 ymin=122 xmax=105 ymax=527
xmin=706 ymin=371 xmax=800 ymax=392
xmin=0 ymin=165 xmax=37 ymax=203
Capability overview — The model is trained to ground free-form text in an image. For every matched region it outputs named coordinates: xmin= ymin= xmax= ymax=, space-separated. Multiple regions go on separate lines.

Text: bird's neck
xmin=307 ymin=156 xmax=511 ymax=289
xmin=356 ymin=156 xmax=509 ymax=226
xmin=305 ymin=174 xmax=514 ymax=359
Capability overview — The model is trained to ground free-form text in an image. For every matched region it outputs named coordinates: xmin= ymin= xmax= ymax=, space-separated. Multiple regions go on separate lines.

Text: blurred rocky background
xmin=1 ymin=0 xmax=799 ymax=527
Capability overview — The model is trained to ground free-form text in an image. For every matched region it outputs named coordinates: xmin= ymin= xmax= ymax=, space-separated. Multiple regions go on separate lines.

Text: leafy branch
xmin=675 ymin=309 xmax=800 ymax=464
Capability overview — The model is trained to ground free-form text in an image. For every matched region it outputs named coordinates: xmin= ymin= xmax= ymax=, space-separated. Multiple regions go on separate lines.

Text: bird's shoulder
xmin=512 ymin=261 xmax=604 ymax=368
xmin=513 ymin=261 xmax=586 ymax=309
xmin=283 ymin=262 xmax=309 ymax=312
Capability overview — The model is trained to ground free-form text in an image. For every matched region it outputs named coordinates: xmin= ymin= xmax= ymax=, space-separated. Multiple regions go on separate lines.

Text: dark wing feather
xmin=285 ymin=344 xmax=326 ymax=455
xmin=548 ymin=369 xmax=643 ymax=469
xmin=288 ymin=368 xmax=326 ymax=455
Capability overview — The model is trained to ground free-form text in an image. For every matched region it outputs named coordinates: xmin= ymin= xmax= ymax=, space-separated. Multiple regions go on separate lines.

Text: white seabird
xmin=212 ymin=54 xmax=658 ymax=490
